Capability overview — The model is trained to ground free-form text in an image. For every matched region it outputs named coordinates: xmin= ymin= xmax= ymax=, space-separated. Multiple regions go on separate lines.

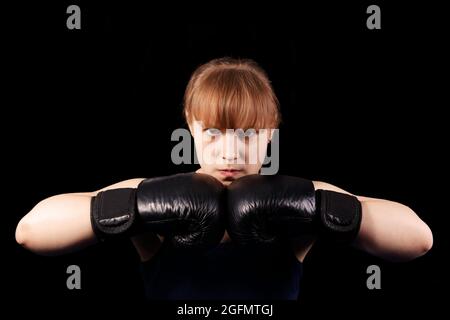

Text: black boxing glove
xmin=91 ymin=173 xmax=225 ymax=250
xmin=227 ymin=174 xmax=362 ymax=246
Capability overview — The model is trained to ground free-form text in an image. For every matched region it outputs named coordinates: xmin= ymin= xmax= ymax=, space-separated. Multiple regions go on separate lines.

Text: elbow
xmin=15 ymin=218 xmax=42 ymax=253
xmin=394 ymin=206 xmax=434 ymax=262
xmin=417 ymin=223 xmax=433 ymax=257
xmin=389 ymin=222 xmax=433 ymax=263
xmin=15 ymin=218 xmax=30 ymax=248
xmin=15 ymin=217 xmax=56 ymax=256
xmin=408 ymin=220 xmax=433 ymax=260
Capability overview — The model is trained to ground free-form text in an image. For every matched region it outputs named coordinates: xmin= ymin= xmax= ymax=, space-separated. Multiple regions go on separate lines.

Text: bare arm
xmin=313 ymin=181 xmax=433 ymax=262
xmin=15 ymin=178 xmax=145 ymax=256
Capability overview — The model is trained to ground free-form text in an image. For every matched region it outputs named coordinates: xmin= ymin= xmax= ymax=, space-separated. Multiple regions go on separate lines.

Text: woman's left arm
xmin=313 ymin=181 xmax=433 ymax=262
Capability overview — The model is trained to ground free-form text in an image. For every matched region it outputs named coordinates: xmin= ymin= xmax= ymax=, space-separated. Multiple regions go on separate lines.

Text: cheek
xmin=244 ymin=139 xmax=268 ymax=164
xmin=192 ymin=137 xmax=204 ymax=164
xmin=193 ymin=136 xmax=219 ymax=162
xmin=258 ymin=143 xmax=269 ymax=161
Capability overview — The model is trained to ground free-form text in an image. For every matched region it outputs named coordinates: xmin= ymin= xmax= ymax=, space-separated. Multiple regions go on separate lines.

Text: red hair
xmin=183 ymin=58 xmax=281 ymax=130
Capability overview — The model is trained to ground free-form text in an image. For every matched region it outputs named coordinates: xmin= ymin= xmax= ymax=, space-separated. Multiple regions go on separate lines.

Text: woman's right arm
xmin=15 ymin=179 xmax=146 ymax=256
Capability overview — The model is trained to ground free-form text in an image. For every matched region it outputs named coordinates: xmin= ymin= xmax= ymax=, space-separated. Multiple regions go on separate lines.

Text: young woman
xmin=15 ymin=58 xmax=433 ymax=300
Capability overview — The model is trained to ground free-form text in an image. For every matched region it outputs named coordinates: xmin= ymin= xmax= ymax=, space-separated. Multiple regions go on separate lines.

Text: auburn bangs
xmin=184 ymin=58 xmax=281 ymax=130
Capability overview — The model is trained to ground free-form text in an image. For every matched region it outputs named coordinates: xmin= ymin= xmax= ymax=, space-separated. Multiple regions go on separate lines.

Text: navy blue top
xmin=139 ymin=241 xmax=302 ymax=300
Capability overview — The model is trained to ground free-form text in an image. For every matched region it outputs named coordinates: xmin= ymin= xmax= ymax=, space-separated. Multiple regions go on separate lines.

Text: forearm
xmin=353 ymin=198 xmax=433 ymax=262
xmin=15 ymin=178 xmax=147 ymax=255
xmin=15 ymin=193 xmax=97 ymax=256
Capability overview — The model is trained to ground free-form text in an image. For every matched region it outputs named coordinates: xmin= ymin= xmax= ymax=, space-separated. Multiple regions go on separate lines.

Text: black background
xmin=4 ymin=1 xmax=448 ymax=317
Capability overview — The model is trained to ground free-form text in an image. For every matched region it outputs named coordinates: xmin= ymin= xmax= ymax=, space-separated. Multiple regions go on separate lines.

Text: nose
xmin=221 ymin=132 xmax=238 ymax=162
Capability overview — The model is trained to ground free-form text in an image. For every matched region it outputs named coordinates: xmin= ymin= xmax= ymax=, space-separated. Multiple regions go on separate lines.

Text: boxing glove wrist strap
xmin=315 ymin=189 xmax=362 ymax=244
xmin=90 ymin=188 xmax=138 ymax=241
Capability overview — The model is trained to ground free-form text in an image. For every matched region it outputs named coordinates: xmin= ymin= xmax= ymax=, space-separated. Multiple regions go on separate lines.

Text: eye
xmin=204 ymin=128 xmax=222 ymax=137
xmin=236 ymin=129 xmax=257 ymax=139
xmin=245 ymin=130 xmax=257 ymax=138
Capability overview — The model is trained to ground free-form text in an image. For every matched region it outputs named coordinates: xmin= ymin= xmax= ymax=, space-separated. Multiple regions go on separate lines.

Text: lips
xmin=218 ymin=169 xmax=242 ymax=177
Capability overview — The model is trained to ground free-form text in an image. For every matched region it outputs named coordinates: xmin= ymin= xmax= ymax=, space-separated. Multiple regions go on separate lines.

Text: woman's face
xmin=189 ymin=120 xmax=273 ymax=185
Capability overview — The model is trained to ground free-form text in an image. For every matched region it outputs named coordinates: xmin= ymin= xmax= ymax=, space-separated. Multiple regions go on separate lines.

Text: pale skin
xmin=15 ymin=120 xmax=433 ymax=263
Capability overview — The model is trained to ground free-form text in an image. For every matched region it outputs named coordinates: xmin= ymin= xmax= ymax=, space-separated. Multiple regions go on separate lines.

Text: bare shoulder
xmin=93 ymin=178 xmax=146 ymax=195
xmin=62 ymin=178 xmax=146 ymax=198
xmin=313 ymin=180 xmax=380 ymax=201
xmin=312 ymin=180 xmax=352 ymax=195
